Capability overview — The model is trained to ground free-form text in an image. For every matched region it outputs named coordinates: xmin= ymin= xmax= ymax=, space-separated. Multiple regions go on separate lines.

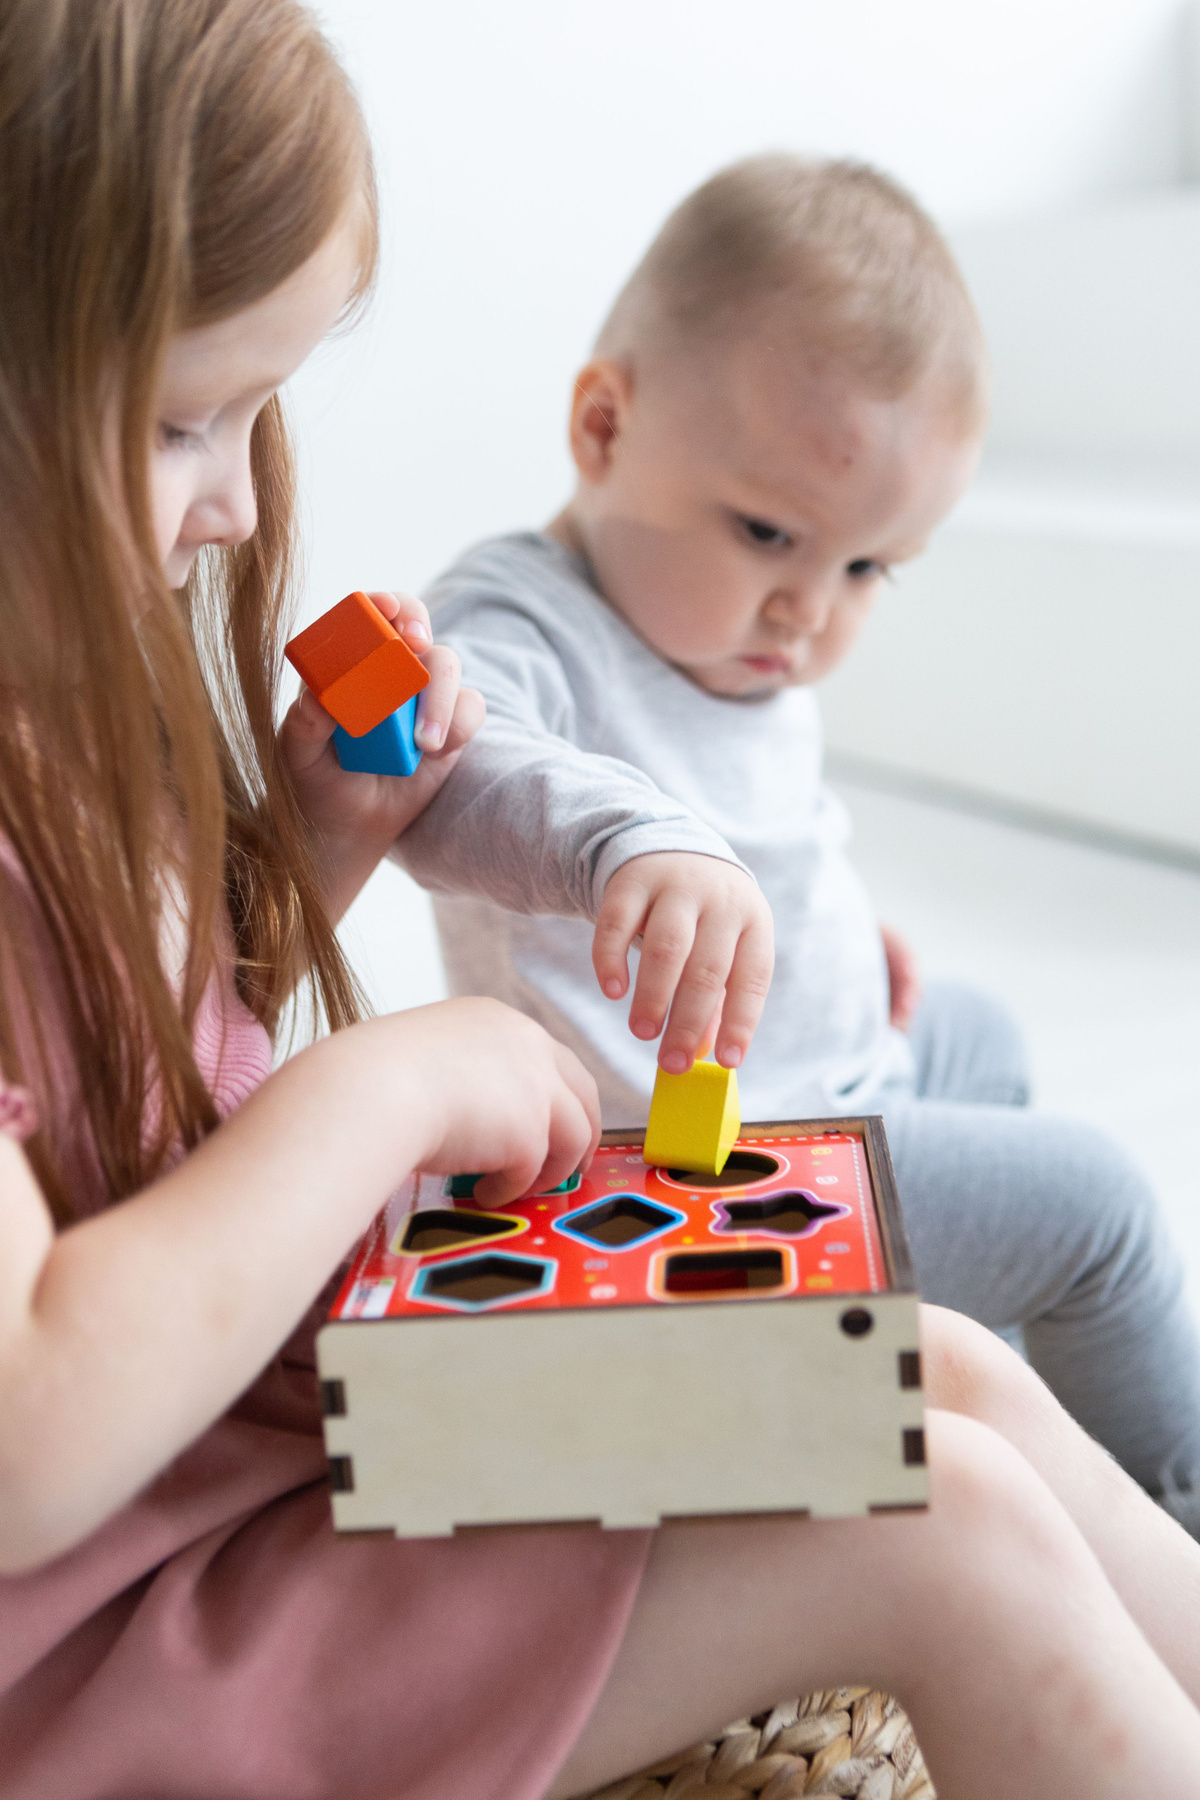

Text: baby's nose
xmin=763 ymin=586 xmax=834 ymax=635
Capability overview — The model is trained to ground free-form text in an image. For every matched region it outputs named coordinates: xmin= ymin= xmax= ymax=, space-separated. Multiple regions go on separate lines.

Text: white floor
xmin=338 ymin=787 xmax=1200 ymax=1311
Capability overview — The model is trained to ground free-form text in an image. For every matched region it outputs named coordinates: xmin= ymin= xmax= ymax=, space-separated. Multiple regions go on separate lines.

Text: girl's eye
xmin=157 ymin=423 xmax=203 ymax=450
xmin=846 ymin=557 xmax=889 ymax=581
xmin=739 ymin=515 xmax=791 ymax=549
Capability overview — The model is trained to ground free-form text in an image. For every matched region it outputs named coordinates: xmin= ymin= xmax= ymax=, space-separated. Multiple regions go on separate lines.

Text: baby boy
xmin=395 ymin=155 xmax=1200 ymax=1503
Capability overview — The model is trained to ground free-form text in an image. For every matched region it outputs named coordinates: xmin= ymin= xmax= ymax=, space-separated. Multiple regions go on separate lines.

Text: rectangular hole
xmin=663 ymin=1248 xmax=785 ymax=1295
xmin=328 ymin=1455 xmax=355 ymax=1493
xmin=898 ymin=1350 xmax=922 ymax=1391
xmin=320 ymin=1378 xmax=347 ymax=1418
xmin=902 ymin=1428 xmax=926 ymax=1467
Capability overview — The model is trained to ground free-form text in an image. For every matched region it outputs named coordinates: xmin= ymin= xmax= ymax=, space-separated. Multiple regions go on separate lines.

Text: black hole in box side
xmin=320 ymin=1379 xmax=347 ymax=1418
xmin=328 ymin=1455 xmax=355 ymax=1493
xmin=566 ymin=1195 xmax=678 ymax=1248
xmin=898 ymin=1350 xmax=922 ymax=1390
xmin=663 ymin=1247 xmax=785 ymax=1294
xmin=840 ymin=1307 xmax=874 ymax=1338
xmin=447 ymin=1173 xmax=482 ymax=1200
xmin=903 ymin=1428 xmax=927 ymax=1467
xmin=401 ymin=1209 xmax=517 ymax=1253
xmin=715 ymin=1190 xmax=842 ymax=1236
xmin=422 ymin=1253 xmax=546 ymax=1304
xmin=665 ymin=1151 xmax=781 ymax=1189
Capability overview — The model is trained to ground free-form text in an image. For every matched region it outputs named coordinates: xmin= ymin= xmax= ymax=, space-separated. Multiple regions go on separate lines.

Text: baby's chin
xmin=679 ymin=654 xmax=805 ymax=699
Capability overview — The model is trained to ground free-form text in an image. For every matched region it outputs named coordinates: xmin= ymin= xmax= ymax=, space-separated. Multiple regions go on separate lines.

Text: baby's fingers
xmin=627 ymin=890 xmax=701 ymax=1055
xmin=592 ymin=871 xmax=652 ymax=1003
xmin=711 ymin=909 xmax=775 ymax=1069
xmin=654 ymin=907 xmax=741 ymax=1073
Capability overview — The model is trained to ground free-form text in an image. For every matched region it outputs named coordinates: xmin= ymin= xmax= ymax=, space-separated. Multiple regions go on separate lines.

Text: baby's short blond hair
xmin=595 ymin=154 xmax=986 ymax=430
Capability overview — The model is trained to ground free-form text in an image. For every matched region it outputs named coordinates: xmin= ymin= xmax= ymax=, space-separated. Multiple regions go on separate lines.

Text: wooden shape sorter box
xmin=317 ymin=1117 xmax=926 ymax=1538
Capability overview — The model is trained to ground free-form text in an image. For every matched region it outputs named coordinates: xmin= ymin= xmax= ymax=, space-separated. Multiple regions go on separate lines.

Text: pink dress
xmin=0 ymin=904 xmax=650 ymax=1799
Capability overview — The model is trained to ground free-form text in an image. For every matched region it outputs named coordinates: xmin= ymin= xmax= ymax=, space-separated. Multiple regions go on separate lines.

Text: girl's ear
xmin=568 ymin=359 xmax=633 ymax=484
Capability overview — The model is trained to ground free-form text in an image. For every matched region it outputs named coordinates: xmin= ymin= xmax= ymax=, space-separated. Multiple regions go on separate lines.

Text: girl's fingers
xmin=656 ymin=910 xmax=740 ymax=1073
xmin=440 ymin=684 xmax=485 ymax=758
xmin=365 ymin=588 xmax=432 ymax=655
xmin=413 ymin=644 xmax=463 ymax=753
xmin=712 ymin=914 xmax=775 ymax=1069
xmin=278 ymin=688 xmax=337 ymax=772
xmin=627 ymin=891 xmax=700 ymax=1050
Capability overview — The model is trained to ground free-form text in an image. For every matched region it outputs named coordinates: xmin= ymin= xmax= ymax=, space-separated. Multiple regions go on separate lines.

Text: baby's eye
xmin=846 ymin=557 xmax=890 ymax=581
xmin=738 ymin=515 xmax=791 ymax=550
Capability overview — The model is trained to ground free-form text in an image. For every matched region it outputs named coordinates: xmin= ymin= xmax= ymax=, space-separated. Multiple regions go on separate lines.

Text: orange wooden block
xmin=285 ymin=591 xmax=430 ymax=738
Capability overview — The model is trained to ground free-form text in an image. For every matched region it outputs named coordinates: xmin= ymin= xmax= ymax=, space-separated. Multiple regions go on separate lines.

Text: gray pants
xmin=882 ymin=981 xmax=1200 ymax=1492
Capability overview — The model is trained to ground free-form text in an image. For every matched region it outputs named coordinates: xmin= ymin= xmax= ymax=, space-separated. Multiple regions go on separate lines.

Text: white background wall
xmin=296 ymin=0 xmax=1196 ymax=606
xmin=296 ymin=0 xmax=1200 ymax=1008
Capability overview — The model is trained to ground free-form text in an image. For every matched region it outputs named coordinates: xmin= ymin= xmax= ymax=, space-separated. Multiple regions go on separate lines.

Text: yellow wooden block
xmin=643 ymin=1061 xmax=741 ymax=1175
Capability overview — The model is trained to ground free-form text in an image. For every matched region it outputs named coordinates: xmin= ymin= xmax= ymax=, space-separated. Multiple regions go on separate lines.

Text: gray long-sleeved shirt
xmin=394 ymin=531 xmax=913 ymax=1126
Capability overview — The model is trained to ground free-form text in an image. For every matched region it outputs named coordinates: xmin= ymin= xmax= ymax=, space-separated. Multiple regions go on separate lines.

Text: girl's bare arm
xmin=0 ymin=999 xmax=598 ymax=1572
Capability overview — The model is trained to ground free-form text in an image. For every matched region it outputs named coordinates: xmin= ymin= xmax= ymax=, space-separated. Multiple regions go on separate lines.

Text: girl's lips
xmin=740 ymin=653 xmax=791 ymax=675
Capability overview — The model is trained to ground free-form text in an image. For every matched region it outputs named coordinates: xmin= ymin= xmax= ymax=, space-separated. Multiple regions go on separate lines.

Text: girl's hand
xmin=881 ymin=922 xmax=922 ymax=1030
xmin=279 ymin=589 xmax=485 ymax=918
xmin=410 ymin=998 xmax=601 ymax=1205
xmin=592 ymin=852 xmax=775 ymax=1074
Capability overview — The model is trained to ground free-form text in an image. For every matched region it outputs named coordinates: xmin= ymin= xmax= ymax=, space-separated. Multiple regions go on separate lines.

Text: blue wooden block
xmin=332 ymin=696 xmax=422 ymax=777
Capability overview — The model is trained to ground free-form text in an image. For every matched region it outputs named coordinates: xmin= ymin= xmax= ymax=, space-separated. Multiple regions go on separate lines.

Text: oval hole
xmin=664 ymin=1151 xmax=781 ymax=1189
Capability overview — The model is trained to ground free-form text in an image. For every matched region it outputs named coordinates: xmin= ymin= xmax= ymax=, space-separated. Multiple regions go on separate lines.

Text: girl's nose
xmin=197 ymin=441 xmax=259 ymax=549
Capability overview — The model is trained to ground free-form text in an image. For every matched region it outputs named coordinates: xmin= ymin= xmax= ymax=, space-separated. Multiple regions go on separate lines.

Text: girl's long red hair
xmin=0 ymin=0 xmax=376 ymax=1218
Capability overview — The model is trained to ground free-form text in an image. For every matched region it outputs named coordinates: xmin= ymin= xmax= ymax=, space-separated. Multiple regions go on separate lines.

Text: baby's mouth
xmin=739 ymin=652 xmax=793 ymax=677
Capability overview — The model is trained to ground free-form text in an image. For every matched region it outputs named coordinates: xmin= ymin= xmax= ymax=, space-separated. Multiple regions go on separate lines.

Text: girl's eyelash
xmin=157 ymin=423 xmax=203 ymax=449
xmin=738 ymin=515 xmax=791 ymax=549
xmin=846 ymin=557 xmax=893 ymax=581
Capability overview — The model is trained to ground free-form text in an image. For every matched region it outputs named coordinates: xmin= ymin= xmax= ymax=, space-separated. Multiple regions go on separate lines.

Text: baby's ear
xmin=568 ymin=359 xmax=632 ymax=480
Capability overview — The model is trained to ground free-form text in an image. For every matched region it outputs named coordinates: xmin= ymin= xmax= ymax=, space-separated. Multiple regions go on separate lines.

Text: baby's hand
xmin=279 ymin=591 xmax=484 ymax=915
xmin=881 ymin=922 xmax=922 ymax=1030
xmin=412 ymin=998 xmax=601 ymax=1205
xmin=593 ymin=852 xmax=774 ymax=1073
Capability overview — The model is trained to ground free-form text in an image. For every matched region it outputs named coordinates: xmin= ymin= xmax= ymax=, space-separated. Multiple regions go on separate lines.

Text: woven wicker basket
xmin=579 ymin=1689 xmax=933 ymax=1800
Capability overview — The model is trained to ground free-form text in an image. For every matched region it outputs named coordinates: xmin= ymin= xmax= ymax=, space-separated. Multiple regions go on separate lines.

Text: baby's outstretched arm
xmin=594 ymin=851 xmax=774 ymax=1071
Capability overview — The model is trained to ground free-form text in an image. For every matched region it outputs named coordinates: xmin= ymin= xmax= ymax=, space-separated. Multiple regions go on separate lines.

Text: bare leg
xmin=550 ymin=1410 xmax=1200 ymax=1800
xmin=920 ymin=1301 xmax=1200 ymax=1704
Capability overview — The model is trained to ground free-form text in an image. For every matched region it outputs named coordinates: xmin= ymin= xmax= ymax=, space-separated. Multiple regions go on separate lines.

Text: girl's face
xmin=150 ymin=221 xmax=360 ymax=588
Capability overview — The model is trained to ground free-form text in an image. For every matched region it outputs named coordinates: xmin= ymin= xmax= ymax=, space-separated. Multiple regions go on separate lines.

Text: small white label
xmin=815 ymin=1175 xmax=839 ymax=1185
xmin=590 ymin=1284 xmax=618 ymax=1300
xmin=342 ymin=1278 xmax=396 ymax=1320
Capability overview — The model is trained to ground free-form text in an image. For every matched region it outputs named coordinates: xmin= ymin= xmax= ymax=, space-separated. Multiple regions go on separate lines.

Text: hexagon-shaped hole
xmin=398 ymin=1209 xmax=520 ymax=1255
xmin=561 ymin=1194 xmax=680 ymax=1249
xmin=416 ymin=1254 xmax=549 ymax=1307
xmin=712 ymin=1191 xmax=845 ymax=1238
xmin=662 ymin=1247 xmax=785 ymax=1295
xmin=664 ymin=1150 xmax=781 ymax=1189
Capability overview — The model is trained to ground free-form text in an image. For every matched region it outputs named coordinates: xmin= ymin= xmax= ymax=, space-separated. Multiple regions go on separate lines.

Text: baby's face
xmin=563 ymin=339 xmax=980 ymax=698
